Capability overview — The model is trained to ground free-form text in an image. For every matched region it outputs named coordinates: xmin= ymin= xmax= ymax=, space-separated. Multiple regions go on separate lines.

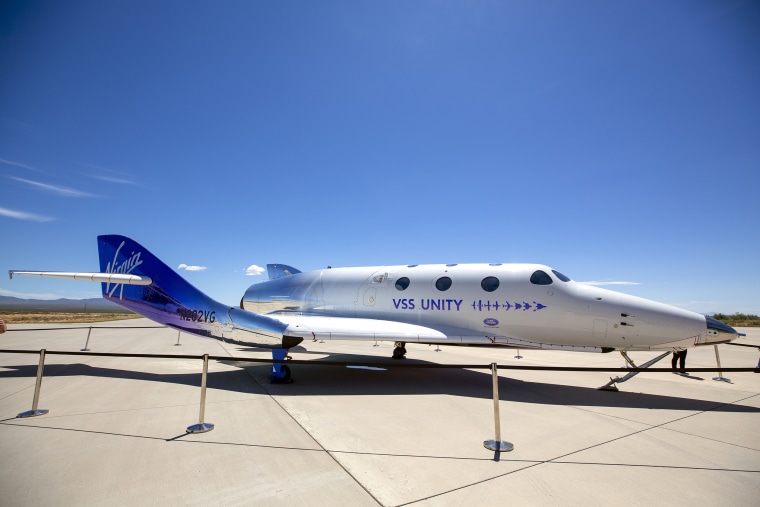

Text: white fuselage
xmin=242 ymin=263 xmax=712 ymax=352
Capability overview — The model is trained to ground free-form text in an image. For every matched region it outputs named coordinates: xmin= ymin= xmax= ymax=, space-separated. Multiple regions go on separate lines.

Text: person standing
xmin=672 ymin=348 xmax=687 ymax=374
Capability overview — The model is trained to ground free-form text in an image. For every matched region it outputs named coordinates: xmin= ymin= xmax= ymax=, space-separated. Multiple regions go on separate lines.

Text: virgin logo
xmin=105 ymin=241 xmax=143 ymax=299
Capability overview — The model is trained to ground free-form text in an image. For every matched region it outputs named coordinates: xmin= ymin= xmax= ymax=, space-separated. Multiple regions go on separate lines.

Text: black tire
xmin=271 ymin=364 xmax=292 ymax=383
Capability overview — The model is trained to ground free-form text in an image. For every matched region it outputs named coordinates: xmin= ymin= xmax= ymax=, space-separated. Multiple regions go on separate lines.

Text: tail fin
xmin=98 ymin=235 xmax=290 ymax=348
xmin=98 ymin=235 xmax=228 ymax=337
xmin=11 ymin=235 xmax=291 ymax=346
xmin=97 ymin=235 xmax=290 ymax=344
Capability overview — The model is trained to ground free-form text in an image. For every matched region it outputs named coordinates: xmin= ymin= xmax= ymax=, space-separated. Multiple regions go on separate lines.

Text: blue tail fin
xmin=97 ymin=235 xmax=231 ymax=338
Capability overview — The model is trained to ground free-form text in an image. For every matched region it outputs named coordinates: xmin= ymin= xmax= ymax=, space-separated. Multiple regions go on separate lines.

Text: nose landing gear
xmin=392 ymin=341 xmax=407 ymax=360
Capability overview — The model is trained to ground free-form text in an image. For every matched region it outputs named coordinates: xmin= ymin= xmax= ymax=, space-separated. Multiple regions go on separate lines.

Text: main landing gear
xmin=392 ymin=341 xmax=407 ymax=360
xmin=269 ymin=347 xmax=293 ymax=383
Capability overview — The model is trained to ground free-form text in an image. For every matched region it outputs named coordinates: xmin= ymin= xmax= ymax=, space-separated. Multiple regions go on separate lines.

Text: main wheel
xmin=271 ymin=364 xmax=293 ymax=383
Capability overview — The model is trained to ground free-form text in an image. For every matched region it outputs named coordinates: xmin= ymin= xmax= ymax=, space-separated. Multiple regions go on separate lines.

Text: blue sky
xmin=1 ymin=1 xmax=758 ymax=313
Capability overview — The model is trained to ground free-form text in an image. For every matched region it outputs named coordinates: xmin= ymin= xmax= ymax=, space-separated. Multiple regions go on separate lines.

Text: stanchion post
xmin=174 ymin=330 xmax=181 ymax=346
xmin=483 ymin=362 xmax=513 ymax=452
xmin=81 ymin=326 xmax=92 ymax=351
xmin=712 ymin=345 xmax=731 ymax=383
xmin=17 ymin=349 xmax=49 ymax=418
xmin=187 ymin=354 xmax=214 ymax=433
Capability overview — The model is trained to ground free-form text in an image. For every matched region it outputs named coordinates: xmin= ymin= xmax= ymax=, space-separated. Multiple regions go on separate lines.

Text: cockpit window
xmin=395 ymin=277 xmax=410 ymax=291
xmin=435 ymin=276 xmax=452 ymax=291
xmin=530 ymin=270 xmax=553 ymax=285
xmin=552 ymin=270 xmax=571 ymax=282
xmin=481 ymin=276 xmax=499 ymax=292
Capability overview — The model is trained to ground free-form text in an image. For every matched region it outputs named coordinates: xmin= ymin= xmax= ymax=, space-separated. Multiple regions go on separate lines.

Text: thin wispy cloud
xmin=6 ymin=176 xmax=95 ymax=197
xmin=89 ymin=174 xmax=139 ymax=185
xmin=0 ymin=118 xmax=33 ymax=132
xmin=178 ymin=263 xmax=207 ymax=271
xmin=81 ymin=163 xmax=139 ymax=186
xmin=579 ymin=281 xmax=642 ymax=286
xmin=0 ymin=206 xmax=55 ymax=222
xmin=246 ymin=264 xmax=265 ymax=276
xmin=0 ymin=158 xmax=42 ymax=172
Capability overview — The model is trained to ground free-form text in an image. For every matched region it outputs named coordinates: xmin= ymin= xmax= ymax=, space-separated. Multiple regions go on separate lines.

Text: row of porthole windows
xmin=395 ymin=275 xmax=499 ymax=292
xmin=394 ymin=270 xmax=569 ymax=292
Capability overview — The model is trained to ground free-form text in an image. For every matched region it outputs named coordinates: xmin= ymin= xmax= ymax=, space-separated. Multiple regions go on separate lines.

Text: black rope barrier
xmin=726 ymin=342 xmax=760 ymax=348
xmin=0 ymin=349 xmax=757 ymax=373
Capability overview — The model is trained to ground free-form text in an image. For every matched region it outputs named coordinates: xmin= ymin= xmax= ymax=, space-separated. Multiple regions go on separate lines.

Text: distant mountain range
xmin=0 ymin=295 xmax=132 ymax=313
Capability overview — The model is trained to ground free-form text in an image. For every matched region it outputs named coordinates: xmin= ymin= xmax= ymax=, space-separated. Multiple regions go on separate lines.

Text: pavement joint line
xmin=401 ymin=459 xmax=760 ymax=506
xmin=536 ymin=460 xmax=760 ymax=473
xmin=27 ymin=417 xmax=742 ymax=467
xmin=239 ymin=361 xmax=383 ymax=506
xmin=4 ymin=328 xmax=757 ymax=504
xmin=2 ymin=398 xmax=243 ymax=419
xmin=0 ymin=419 xmax=516 ymax=461
xmin=558 ymin=390 xmax=760 ymax=452
xmin=0 ymin=420 xmax=181 ymax=442
xmin=568 ymin=403 xmax=760 ymax=454
xmin=6 ymin=419 xmax=756 ymax=507
xmin=211 ymin=340 xmax=384 ymax=504
xmin=0 ymin=420 xmax=328 ymax=451
xmin=400 ymin=389 xmax=760 ymax=505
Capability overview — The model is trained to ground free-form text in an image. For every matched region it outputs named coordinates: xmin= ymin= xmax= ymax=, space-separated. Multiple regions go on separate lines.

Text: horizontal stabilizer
xmin=9 ymin=270 xmax=153 ymax=285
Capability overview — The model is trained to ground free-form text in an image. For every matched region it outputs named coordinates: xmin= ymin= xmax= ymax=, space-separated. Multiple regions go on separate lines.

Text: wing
xmin=274 ymin=315 xmax=449 ymax=343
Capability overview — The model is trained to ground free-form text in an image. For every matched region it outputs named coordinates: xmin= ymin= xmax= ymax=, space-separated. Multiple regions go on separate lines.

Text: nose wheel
xmin=392 ymin=341 xmax=407 ymax=359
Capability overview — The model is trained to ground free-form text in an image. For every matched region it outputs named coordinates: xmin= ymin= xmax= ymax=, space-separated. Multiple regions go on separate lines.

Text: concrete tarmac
xmin=1 ymin=319 xmax=759 ymax=506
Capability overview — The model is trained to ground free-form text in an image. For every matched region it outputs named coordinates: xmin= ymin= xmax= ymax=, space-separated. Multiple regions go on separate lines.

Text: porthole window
xmin=530 ymin=270 xmax=553 ymax=285
xmin=481 ymin=276 xmax=500 ymax=292
xmin=435 ymin=276 xmax=452 ymax=291
xmin=395 ymin=277 xmax=410 ymax=291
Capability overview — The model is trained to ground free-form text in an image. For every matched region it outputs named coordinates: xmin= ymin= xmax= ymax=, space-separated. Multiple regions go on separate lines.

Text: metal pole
xmin=712 ymin=345 xmax=731 ymax=383
xmin=81 ymin=326 xmax=92 ymax=351
xmin=483 ymin=362 xmax=513 ymax=452
xmin=174 ymin=330 xmax=181 ymax=346
xmin=187 ymin=354 xmax=214 ymax=433
xmin=17 ymin=349 xmax=49 ymax=418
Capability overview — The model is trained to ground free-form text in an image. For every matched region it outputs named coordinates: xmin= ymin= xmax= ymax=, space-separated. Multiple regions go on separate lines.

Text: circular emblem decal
xmin=483 ymin=318 xmax=499 ymax=327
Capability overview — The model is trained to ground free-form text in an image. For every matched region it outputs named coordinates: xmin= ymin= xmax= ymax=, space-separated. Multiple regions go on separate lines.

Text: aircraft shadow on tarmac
xmin=1 ymin=353 xmax=757 ymax=414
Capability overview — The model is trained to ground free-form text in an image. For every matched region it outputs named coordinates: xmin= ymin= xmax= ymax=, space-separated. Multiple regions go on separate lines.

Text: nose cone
xmin=705 ymin=316 xmax=741 ymax=343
